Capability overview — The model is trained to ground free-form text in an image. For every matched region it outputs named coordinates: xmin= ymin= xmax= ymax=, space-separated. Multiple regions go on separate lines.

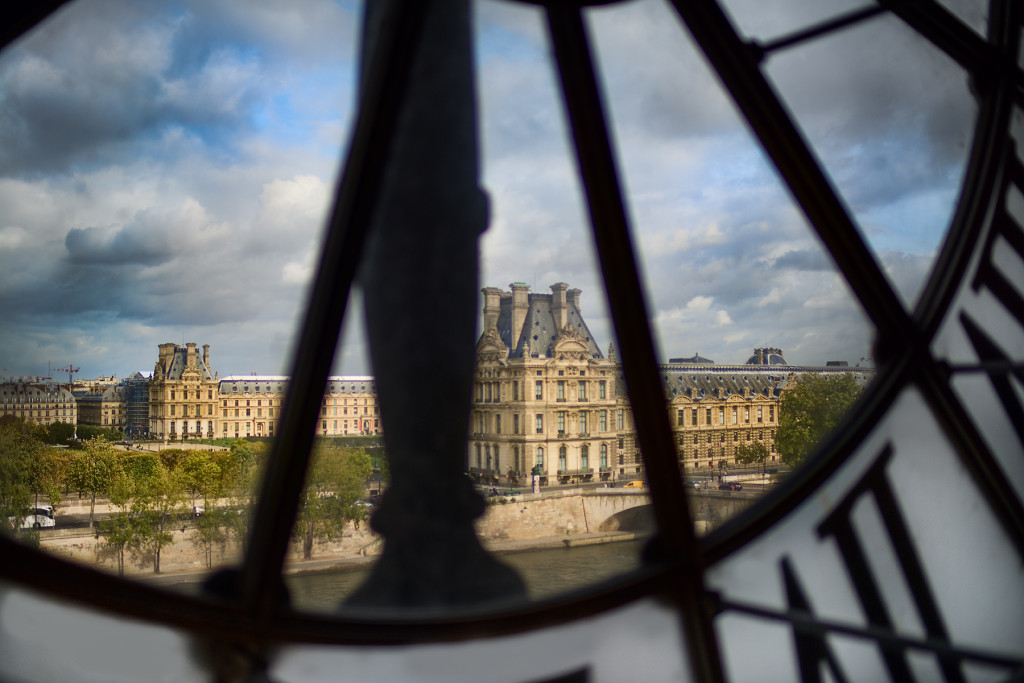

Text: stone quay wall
xmin=39 ymin=490 xmax=753 ymax=577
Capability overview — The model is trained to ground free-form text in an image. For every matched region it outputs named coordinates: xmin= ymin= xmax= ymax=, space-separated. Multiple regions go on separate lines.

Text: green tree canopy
xmin=67 ymin=437 xmax=121 ymax=527
xmin=224 ymin=440 xmax=269 ymax=555
xmin=295 ymin=444 xmax=372 ymax=559
xmin=39 ymin=421 xmax=76 ymax=445
xmin=0 ymin=416 xmax=44 ymax=525
xmin=775 ymin=373 xmax=863 ymax=468
xmin=179 ymin=451 xmax=223 ymax=510
xmin=130 ymin=461 xmax=185 ymax=573
xmin=735 ymin=442 xmax=770 ymax=468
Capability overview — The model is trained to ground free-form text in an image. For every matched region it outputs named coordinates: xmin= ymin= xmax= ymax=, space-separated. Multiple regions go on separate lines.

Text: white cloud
xmin=0 ymin=0 xmax=969 ymax=378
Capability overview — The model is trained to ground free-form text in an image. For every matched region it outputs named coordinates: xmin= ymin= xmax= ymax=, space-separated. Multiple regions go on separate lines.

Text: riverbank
xmin=134 ymin=530 xmax=646 ymax=587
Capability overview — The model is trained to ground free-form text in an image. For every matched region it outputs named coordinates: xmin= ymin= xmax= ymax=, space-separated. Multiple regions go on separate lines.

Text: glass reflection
xmin=763 ymin=14 xmax=977 ymax=308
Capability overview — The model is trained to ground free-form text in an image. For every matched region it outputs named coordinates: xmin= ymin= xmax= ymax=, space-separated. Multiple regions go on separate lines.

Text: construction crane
xmin=54 ymin=364 xmax=79 ymax=385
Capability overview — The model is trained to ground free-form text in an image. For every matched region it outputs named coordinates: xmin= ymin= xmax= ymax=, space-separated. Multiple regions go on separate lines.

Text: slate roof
xmin=668 ymin=353 xmax=715 ymax=364
xmin=616 ymin=369 xmax=788 ymax=402
xmin=661 ymin=371 xmax=787 ymax=400
xmin=218 ymin=376 xmax=375 ymax=395
xmin=162 ymin=347 xmax=214 ymax=381
xmin=497 ymin=291 xmax=603 ymax=359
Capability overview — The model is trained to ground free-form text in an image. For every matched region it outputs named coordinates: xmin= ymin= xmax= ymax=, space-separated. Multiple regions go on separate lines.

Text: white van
xmin=12 ymin=505 xmax=56 ymax=529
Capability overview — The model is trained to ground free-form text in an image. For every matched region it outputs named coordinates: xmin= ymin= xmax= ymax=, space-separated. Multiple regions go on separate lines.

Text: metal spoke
xmin=544 ymin=5 xmax=724 ymax=682
xmin=237 ymin=0 xmax=430 ymax=618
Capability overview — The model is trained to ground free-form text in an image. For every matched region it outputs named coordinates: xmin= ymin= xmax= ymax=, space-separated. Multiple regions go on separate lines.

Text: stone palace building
xmin=5 ymin=283 xmax=868 ymax=483
xmin=469 ymin=284 xmax=815 ymax=484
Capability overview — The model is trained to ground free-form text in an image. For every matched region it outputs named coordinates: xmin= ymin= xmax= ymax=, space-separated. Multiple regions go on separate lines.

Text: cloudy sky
xmin=0 ymin=0 xmax=983 ymax=380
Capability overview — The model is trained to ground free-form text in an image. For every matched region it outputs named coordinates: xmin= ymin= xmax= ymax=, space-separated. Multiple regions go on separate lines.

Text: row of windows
xmin=166 ymin=421 xmax=215 ymax=433
xmin=168 ymin=404 xmax=215 ymax=416
xmin=474 ymin=409 xmax=619 ymax=435
xmin=222 ymin=422 xmax=275 ymax=435
xmin=0 ymin=409 xmax=74 ymax=417
xmin=475 ymin=379 xmax=610 ymax=402
xmin=321 ymin=406 xmax=376 ymax=416
xmin=473 ymin=443 xmax=614 ymax=472
xmin=223 ymin=407 xmax=276 ymax=418
xmin=322 ymin=397 xmax=373 ymax=406
xmin=675 ymin=404 xmax=775 ymax=427
xmin=167 ymin=389 xmax=215 ymax=400
xmin=221 ymin=399 xmax=277 ymax=407
xmin=677 ymin=429 xmax=775 ymax=445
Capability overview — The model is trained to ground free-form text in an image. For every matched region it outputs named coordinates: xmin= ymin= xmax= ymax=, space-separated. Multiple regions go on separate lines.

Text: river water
xmin=282 ymin=539 xmax=645 ymax=614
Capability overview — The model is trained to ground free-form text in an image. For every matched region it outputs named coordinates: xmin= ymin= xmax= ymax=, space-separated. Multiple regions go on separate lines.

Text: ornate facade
xmin=217 ymin=375 xmax=378 ymax=439
xmin=469 ymin=284 xmax=853 ymax=484
xmin=472 ymin=283 xmax=618 ymax=484
xmin=143 ymin=344 xmax=380 ymax=440
xmin=148 ymin=343 xmax=220 ymax=440
xmin=0 ymin=382 xmax=77 ymax=427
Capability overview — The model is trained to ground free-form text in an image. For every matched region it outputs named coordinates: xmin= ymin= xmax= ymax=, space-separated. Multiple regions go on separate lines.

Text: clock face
xmin=0 ymin=1 xmax=1021 ymax=681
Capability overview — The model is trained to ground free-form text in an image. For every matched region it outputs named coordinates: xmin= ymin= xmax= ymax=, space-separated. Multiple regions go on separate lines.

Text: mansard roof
xmin=661 ymin=370 xmax=788 ymax=401
xmin=487 ymin=284 xmax=604 ymax=359
xmin=159 ymin=347 xmax=215 ymax=381
xmin=218 ymin=375 xmax=376 ymax=395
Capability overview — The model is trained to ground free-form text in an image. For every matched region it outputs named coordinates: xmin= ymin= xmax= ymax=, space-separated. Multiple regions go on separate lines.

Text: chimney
xmin=481 ymin=287 xmax=503 ymax=333
xmin=187 ymin=342 xmax=197 ymax=368
xmin=203 ymin=344 xmax=211 ymax=371
xmin=158 ymin=343 xmax=176 ymax=373
xmin=551 ymin=282 xmax=568 ymax=329
xmin=510 ymin=283 xmax=530 ymax=345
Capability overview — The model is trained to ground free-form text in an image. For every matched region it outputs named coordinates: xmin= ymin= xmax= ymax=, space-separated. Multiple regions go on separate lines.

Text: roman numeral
xmin=774 ymin=446 xmax=977 ymax=681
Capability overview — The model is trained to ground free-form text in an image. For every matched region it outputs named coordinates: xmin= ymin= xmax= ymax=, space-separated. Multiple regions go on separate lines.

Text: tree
xmin=131 ymin=463 xmax=185 ymax=573
xmin=156 ymin=448 xmax=189 ymax=471
xmin=39 ymin=421 xmax=75 ymax=445
xmin=179 ymin=451 xmax=222 ymax=512
xmin=67 ymin=438 xmax=120 ymax=527
xmin=76 ymin=425 xmax=123 ymax=442
xmin=26 ymin=446 xmax=66 ymax=510
xmin=178 ymin=451 xmax=227 ymax=567
xmin=295 ymin=444 xmax=372 ymax=559
xmin=100 ymin=469 xmax=137 ymax=577
xmin=736 ymin=441 xmax=770 ymax=468
xmin=0 ymin=416 xmax=43 ymax=529
xmin=775 ymin=373 xmax=862 ymax=468
xmin=224 ymin=440 xmax=267 ymax=555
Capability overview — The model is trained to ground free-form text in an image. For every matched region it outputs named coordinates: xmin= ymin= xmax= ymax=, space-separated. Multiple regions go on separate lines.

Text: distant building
xmin=216 ymin=375 xmax=379 ymax=439
xmin=0 ymin=381 xmax=77 ymax=427
xmin=75 ymin=384 xmax=127 ymax=429
xmin=472 ymin=284 xmax=874 ymax=483
xmin=148 ymin=343 xmax=220 ymax=441
xmin=472 ymin=283 xmax=620 ymax=484
xmin=95 ymin=310 xmax=867 ymax=469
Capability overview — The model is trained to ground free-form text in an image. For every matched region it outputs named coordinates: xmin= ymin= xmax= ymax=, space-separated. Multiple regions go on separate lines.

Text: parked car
xmin=718 ymin=482 xmax=743 ymax=491
xmin=623 ymin=480 xmax=646 ymax=488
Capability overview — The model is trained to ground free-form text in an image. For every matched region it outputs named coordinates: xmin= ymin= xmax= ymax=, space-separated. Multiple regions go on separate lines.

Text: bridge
xmin=474 ymin=487 xmax=755 ymax=543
